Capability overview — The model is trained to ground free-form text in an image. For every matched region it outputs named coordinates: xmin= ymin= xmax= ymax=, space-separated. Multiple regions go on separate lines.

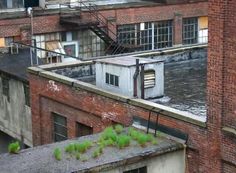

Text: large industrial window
xmin=183 ymin=17 xmax=198 ymax=44
xmin=123 ymin=166 xmax=147 ymax=173
xmin=24 ymin=84 xmax=30 ymax=106
xmin=2 ymin=76 xmax=10 ymax=101
xmin=117 ymin=20 xmax=173 ymax=51
xmin=76 ymin=122 xmax=93 ymax=137
xmin=144 ymin=70 xmax=155 ymax=89
xmin=0 ymin=0 xmax=24 ymax=9
xmin=154 ymin=20 xmax=173 ymax=49
xmin=52 ymin=113 xmax=68 ymax=142
xmin=105 ymin=73 xmax=119 ymax=87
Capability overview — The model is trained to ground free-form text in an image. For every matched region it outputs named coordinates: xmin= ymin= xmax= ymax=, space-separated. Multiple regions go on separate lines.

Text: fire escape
xmin=59 ymin=1 xmax=136 ymax=55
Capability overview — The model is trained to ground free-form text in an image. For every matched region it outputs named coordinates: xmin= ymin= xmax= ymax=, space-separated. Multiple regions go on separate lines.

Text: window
xmin=144 ymin=70 xmax=155 ymax=89
xmin=24 ymin=84 xmax=30 ymax=106
xmin=0 ymin=0 xmax=24 ymax=9
xmin=183 ymin=17 xmax=198 ymax=44
xmin=105 ymin=73 xmax=119 ymax=87
xmin=76 ymin=122 xmax=93 ymax=137
xmin=52 ymin=113 xmax=68 ymax=142
xmin=2 ymin=76 xmax=10 ymax=101
xmin=117 ymin=20 xmax=173 ymax=51
xmin=124 ymin=166 xmax=147 ymax=173
xmin=154 ymin=20 xmax=173 ymax=49
xmin=198 ymin=17 xmax=208 ymax=43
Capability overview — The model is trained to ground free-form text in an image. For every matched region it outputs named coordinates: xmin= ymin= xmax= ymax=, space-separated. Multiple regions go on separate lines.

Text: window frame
xmin=123 ymin=166 xmax=147 ymax=173
xmin=52 ymin=113 xmax=68 ymax=142
xmin=182 ymin=17 xmax=198 ymax=45
xmin=2 ymin=75 xmax=10 ymax=101
xmin=105 ymin=72 xmax=119 ymax=87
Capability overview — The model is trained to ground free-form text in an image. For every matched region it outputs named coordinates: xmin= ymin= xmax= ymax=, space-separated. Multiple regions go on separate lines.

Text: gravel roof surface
xmin=0 ymin=131 xmax=183 ymax=173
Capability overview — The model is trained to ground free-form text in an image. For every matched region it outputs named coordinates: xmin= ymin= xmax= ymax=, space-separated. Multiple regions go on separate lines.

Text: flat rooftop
xmin=0 ymin=129 xmax=183 ymax=173
xmin=95 ymin=56 xmax=163 ymax=67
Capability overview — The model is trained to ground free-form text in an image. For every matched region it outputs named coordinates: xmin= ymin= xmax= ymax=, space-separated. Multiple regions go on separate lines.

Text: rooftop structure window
xmin=123 ymin=166 xmax=147 ymax=173
xmin=183 ymin=17 xmax=198 ymax=44
xmin=2 ymin=76 xmax=10 ymax=101
xmin=105 ymin=73 xmax=119 ymax=87
xmin=0 ymin=0 xmax=24 ymax=9
xmin=52 ymin=113 xmax=68 ymax=142
xmin=76 ymin=122 xmax=93 ymax=137
xmin=144 ymin=70 xmax=155 ymax=89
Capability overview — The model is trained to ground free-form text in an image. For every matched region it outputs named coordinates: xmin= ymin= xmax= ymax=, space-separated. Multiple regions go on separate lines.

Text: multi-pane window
xmin=76 ymin=122 xmax=93 ymax=137
xmin=2 ymin=76 xmax=10 ymax=101
xmin=183 ymin=17 xmax=198 ymax=44
xmin=0 ymin=0 xmax=24 ymax=9
xmin=52 ymin=113 xmax=68 ymax=142
xmin=24 ymin=84 xmax=30 ymax=106
xmin=154 ymin=20 xmax=173 ymax=49
xmin=123 ymin=166 xmax=147 ymax=173
xmin=105 ymin=73 xmax=119 ymax=87
xmin=117 ymin=20 xmax=173 ymax=51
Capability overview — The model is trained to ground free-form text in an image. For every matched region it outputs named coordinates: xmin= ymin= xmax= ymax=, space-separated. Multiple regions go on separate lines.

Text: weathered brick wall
xmin=0 ymin=1 xmax=208 ymax=46
xmin=208 ymin=0 xmax=236 ymax=172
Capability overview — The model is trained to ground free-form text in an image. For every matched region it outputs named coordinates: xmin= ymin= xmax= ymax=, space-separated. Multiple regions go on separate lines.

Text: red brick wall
xmin=208 ymin=0 xmax=236 ymax=172
xmin=29 ymin=72 xmax=209 ymax=173
xmin=0 ymin=1 xmax=208 ymax=45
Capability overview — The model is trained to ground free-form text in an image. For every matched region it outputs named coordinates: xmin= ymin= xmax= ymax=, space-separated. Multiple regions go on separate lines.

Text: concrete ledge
xmin=39 ymin=71 xmax=77 ymax=86
xmin=27 ymin=67 xmax=44 ymax=75
xmin=222 ymin=127 xmax=236 ymax=136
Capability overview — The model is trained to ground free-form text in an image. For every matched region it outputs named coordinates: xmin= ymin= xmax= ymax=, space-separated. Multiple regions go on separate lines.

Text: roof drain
xmin=133 ymin=59 xmax=139 ymax=98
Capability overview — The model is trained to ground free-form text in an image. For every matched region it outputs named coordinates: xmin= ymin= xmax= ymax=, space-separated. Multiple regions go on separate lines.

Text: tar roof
xmin=95 ymin=56 xmax=163 ymax=67
xmin=0 ymin=130 xmax=183 ymax=173
xmin=0 ymin=49 xmax=42 ymax=82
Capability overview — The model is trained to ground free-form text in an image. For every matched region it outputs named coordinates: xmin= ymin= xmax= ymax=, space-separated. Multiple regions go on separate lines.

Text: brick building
xmin=0 ymin=0 xmax=208 ymax=61
xmin=27 ymin=0 xmax=236 ymax=173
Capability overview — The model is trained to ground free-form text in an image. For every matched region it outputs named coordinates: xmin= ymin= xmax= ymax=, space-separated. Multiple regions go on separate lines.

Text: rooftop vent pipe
xmin=133 ymin=59 xmax=139 ymax=97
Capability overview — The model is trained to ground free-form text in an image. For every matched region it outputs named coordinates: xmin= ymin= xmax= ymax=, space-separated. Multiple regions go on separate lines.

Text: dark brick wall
xmin=207 ymin=0 xmax=236 ymax=172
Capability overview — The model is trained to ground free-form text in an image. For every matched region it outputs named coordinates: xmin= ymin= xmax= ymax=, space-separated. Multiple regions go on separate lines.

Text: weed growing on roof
xmin=100 ymin=127 xmax=118 ymax=142
xmin=114 ymin=124 xmax=124 ymax=134
xmin=65 ymin=143 xmax=75 ymax=154
xmin=8 ymin=141 xmax=20 ymax=154
xmin=80 ymin=156 xmax=88 ymax=162
xmin=53 ymin=148 xmax=62 ymax=161
xmin=74 ymin=140 xmax=92 ymax=153
xmin=92 ymin=148 xmax=101 ymax=158
xmin=116 ymin=135 xmax=131 ymax=149
xmin=76 ymin=153 xmax=80 ymax=160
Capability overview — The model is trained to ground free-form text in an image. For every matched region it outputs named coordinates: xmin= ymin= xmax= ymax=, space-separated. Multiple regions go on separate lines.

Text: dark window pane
xmin=76 ymin=122 xmax=93 ymax=137
xmin=115 ymin=76 xmax=119 ymax=86
xmin=53 ymin=113 xmax=67 ymax=142
xmin=106 ymin=73 xmax=109 ymax=84
xmin=110 ymin=74 xmax=114 ymax=85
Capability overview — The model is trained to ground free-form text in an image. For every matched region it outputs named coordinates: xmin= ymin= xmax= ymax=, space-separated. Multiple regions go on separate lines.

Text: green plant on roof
xmin=100 ymin=127 xmax=118 ymax=142
xmin=116 ymin=135 xmax=131 ymax=149
xmin=92 ymin=148 xmax=101 ymax=158
xmin=76 ymin=153 xmax=80 ymax=160
xmin=8 ymin=141 xmax=20 ymax=154
xmin=65 ymin=143 xmax=75 ymax=154
xmin=74 ymin=140 xmax=92 ymax=153
xmin=114 ymin=124 xmax=124 ymax=134
xmin=80 ymin=156 xmax=88 ymax=162
xmin=128 ymin=127 xmax=140 ymax=140
xmin=53 ymin=148 xmax=62 ymax=161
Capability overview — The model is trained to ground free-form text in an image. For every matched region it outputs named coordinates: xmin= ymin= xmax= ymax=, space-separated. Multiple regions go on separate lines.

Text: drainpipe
xmin=140 ymin=64 xmax=145 ymax=99
xmin=133 ymin=59 xmax=139 ymax=97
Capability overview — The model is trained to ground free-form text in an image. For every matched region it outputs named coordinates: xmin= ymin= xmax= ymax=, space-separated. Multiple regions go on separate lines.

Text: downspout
xmin=133 ymin=59 xmax=139 ymax=97
xmin=140 ymin=64 xmax=145 ymax=99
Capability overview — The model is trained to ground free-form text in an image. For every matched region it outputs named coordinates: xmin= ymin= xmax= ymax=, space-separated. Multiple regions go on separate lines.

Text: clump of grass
xmin=74 ymin=140 xmax=92 ymax=153
xmin=65 ymin=143 xmax=75 ymax=154
xmin=92 ymin=148 xmax=100 ymax=158
xmin=76 ymin=153 xmax=80 ymax=160
xmin=114 ymin=124 xmax=124 ymax=134
xmin=128 ymin=127 xmax=139 ymax=140
xmin=116 ymin=135 xmax=131 ymax=149
xmin=101 ymin=127 xmax=118 ymax=142
xmin=80 ymin=156 xmax=88 ymax=162
xmin=8 ymin=141 xmax=20 ymax=154
xmin=53 ymin=148 xmax=62 ymax=161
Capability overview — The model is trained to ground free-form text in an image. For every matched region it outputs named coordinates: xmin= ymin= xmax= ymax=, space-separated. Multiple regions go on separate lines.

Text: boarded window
xmin=198 ymin=16 xmax=208 ymax=30
xmin=144 ymin=70 xmax=155 ymax=89
xmin=76 ymin=122 xmax=93 ymax=137
xmin=123 ymin=166 xmax=147 ymax=173
xmin=2 ymin=76 xmax=10 ymax=101
xmin=52 ymin=113 xmax=68 ymax=142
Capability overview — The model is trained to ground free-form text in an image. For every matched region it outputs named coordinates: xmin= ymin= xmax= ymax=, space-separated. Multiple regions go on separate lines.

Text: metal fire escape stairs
xmin=59 ymin=1 xmax=136 ymax=55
